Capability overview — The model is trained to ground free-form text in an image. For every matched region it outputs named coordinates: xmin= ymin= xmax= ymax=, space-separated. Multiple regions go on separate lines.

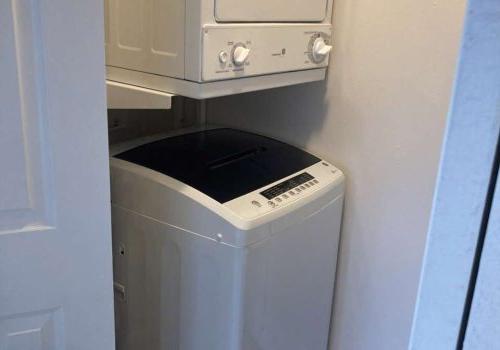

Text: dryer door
xmin=215 ymin=0 xmax=328 ymax=22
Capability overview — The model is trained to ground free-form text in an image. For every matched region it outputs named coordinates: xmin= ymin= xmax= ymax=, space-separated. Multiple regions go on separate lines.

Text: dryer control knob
xmin=219 ymin=51 xmax=228 ymax=64
xmin=312 ymin=37 xmax=332 ymax=63
xmin=232 ymin=46 xmax=250 ymax=66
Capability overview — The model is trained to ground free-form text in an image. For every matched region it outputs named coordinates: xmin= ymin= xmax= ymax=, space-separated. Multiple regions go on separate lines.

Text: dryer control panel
xmin=202 ymin=24 xmax=332 ymax=81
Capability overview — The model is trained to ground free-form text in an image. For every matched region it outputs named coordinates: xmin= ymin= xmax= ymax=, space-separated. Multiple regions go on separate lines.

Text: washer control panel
xmin=224 ymin=161 xmax=343 ymax=220
xmin=260 ymin=172 xmax=315 ymax=200
xmin=255 ymin=174 xmax=321 ymax=210
xmin=202 ymin=24 xmax=332 ymax=81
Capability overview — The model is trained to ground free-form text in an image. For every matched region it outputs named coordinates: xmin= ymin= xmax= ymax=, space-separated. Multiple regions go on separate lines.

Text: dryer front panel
xmin=215 ymin=0 xmax=328 ymax=22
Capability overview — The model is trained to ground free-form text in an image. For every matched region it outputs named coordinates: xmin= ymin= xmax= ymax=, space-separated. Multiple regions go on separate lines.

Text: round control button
xmin=275 ymin=197 xmax=282 ymax=203
xmin=311 ymin=37 xmax=332 ymax=63
xmin=295 ymin=188 xmax=301 ymax=192
xmin=232 ymin=44 xmax=250 ymax=66
xmin=282 ymin=194 xmax=289 ymax=199
xmin=219 ymin=51 xmax=228 ymax=64
xmin=251 ymin=200 xmax=261 ymax=208
xmin=268 ymin=201 xmax=276 ymax=208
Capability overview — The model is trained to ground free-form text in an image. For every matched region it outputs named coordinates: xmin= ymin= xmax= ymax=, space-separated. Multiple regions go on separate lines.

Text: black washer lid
xmin=115 ymin=128 xmax=320 ymax=203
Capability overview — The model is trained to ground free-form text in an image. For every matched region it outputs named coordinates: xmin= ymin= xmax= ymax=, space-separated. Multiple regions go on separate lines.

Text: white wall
xmin=207 ymin=0 xmax=465 ymax=348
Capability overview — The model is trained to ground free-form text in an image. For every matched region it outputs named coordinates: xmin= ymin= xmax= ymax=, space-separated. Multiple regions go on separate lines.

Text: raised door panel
xmin=0 ymin=309 xmax=64 ymax=350
xmin=106 ymin=0 xmax=185 ymax=79
xmin=0 ymin=1 xmax=64 ymax=347
xmin=0 ymin=0 xmax=53 ymax=234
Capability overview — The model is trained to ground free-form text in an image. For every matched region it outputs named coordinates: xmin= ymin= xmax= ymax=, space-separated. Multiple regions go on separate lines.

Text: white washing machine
xmin=110 ymin=128 xmax=344 ymax=350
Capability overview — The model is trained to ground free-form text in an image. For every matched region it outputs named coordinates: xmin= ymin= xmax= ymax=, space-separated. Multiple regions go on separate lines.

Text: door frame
xmin=409 ymin=0 xmax=500 ymax=348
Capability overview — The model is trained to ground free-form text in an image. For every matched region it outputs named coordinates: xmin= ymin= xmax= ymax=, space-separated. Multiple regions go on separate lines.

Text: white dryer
xmin=105 ymin=0 xmax=334 ymax=98
xmin=110 ymin=128 xmax=344 ymax=350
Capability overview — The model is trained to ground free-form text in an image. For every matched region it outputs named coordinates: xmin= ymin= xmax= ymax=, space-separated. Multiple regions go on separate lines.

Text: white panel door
xmin=0 ymin=1 xmax=115 ymax=350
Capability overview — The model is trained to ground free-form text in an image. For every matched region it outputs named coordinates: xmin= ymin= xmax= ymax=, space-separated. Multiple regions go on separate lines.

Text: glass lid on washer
xmin=115 ymin=128 xmax=320 ymax=203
